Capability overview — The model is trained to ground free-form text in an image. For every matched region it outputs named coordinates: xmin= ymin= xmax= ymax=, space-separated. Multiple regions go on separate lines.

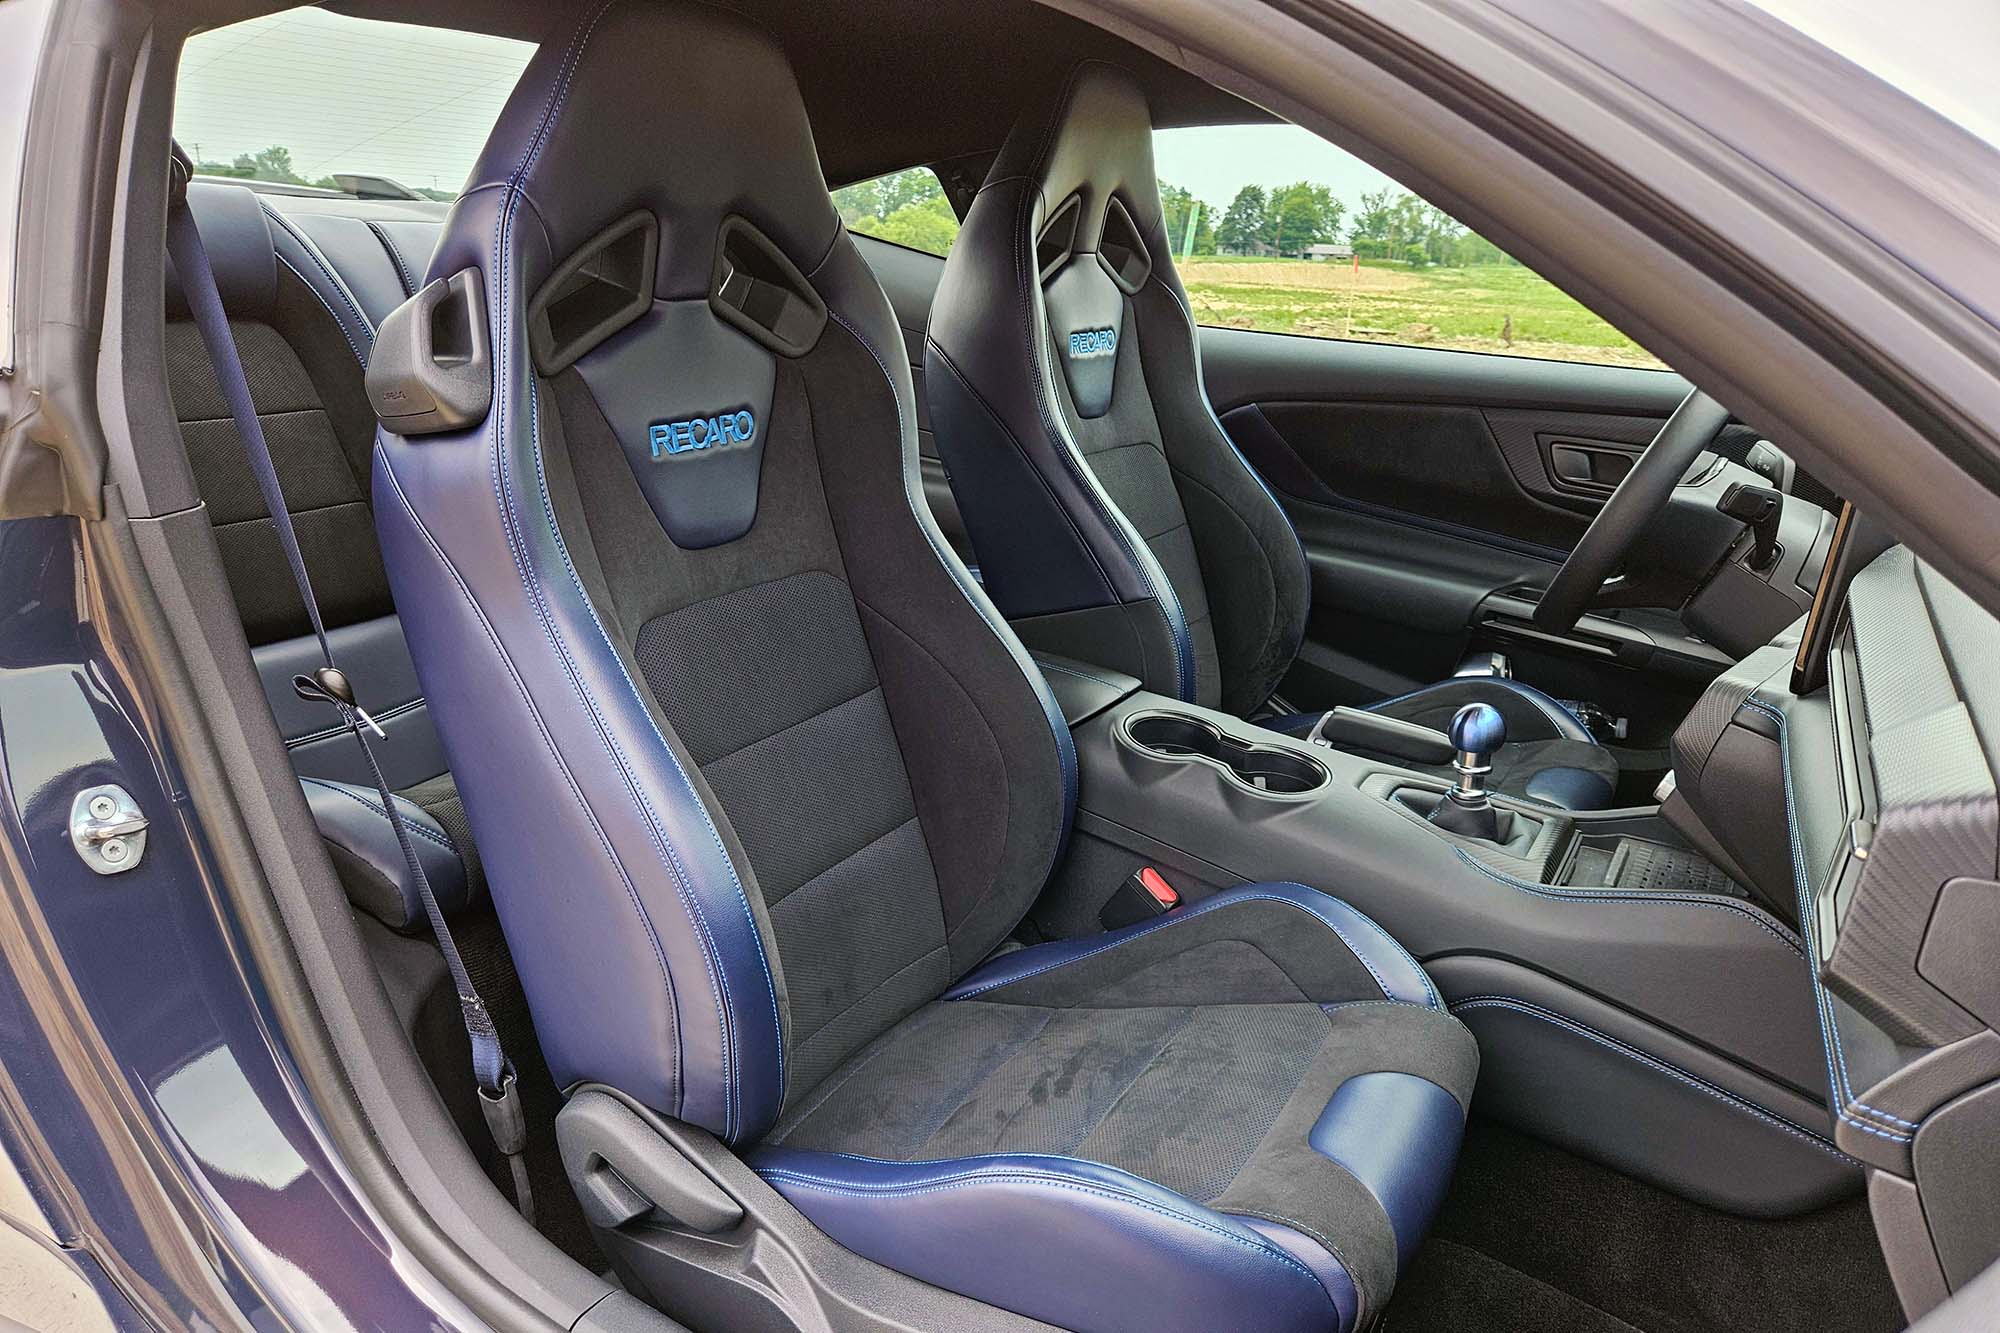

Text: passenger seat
xmin=163 ymin=180 xmax=469 ymax=933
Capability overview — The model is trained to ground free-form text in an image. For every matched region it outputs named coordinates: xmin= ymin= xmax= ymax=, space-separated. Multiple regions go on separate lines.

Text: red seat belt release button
xmin=1137 ymin=866 xmax=1180 ymax=909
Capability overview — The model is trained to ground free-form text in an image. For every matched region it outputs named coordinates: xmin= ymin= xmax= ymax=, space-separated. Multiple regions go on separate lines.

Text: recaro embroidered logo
xmin=1067 ymin=328 xmax=1116 ymax=359
xmin=648 ymin=409 xmax=756 ymax=459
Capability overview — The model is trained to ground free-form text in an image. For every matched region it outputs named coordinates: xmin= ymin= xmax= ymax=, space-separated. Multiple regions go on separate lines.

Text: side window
xmin=832 ymin=167 xmax=958 ymax=257
xmin=1151 ymin=125 xmax=1662 ymax=369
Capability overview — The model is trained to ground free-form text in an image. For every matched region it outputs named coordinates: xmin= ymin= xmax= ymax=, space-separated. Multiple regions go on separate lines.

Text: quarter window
xmin=832 ymin=167 xmax=958 ymax=257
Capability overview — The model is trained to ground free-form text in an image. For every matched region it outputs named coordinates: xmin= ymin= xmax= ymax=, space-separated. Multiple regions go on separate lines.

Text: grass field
xmin=1173 ymin=256 xmax=1665 ymax=369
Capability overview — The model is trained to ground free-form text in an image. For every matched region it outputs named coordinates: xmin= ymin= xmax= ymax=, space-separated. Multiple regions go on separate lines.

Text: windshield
xmin=173 ymin=8 xmax=534 ymax=200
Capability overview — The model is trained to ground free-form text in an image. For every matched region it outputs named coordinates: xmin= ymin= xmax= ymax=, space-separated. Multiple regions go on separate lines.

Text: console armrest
xmin=1309 ymin=707 xmax=1456 ymax=765
xmin=1031 ymin=653 xmax=1141 ymax=726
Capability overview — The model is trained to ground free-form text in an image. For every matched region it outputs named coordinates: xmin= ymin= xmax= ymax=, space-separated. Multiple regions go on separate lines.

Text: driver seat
xmin=373 ymin=5 xmax=1475 ymax=1330
xmin=926 ymin=63 xmax=1619 ymax=809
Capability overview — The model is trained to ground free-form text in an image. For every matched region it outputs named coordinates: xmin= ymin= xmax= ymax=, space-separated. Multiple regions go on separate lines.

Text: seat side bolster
xmin=751 ymin=1147 xmax=1351 ymax=1333
xmin=943 ymin=882 xmax=1441 ymax=1010
xmin=1306 ymin=1072 xmax=1467 ymax=1268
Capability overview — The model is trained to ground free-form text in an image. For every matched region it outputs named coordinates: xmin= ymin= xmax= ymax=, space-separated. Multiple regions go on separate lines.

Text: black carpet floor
xmin=1382 ymin=1120 xmax=1905 ymax=1333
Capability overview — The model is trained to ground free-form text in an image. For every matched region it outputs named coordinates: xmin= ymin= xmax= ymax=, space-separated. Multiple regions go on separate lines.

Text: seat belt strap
xmin=166 ymin=147 xmax=532 ymax=1222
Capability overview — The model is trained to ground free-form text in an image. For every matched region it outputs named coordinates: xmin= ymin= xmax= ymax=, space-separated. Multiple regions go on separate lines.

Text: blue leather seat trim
xmin=1236 ymin=1215 xmax=1361 ymax=1331
xmin=1307 ymin=1072 xmax=1466 ymax=1268
xmin=751 ymin=1147 xmax=1347 ymax=1333
xmin=300 ymin=777 xmax=471 ymax=928
xmin=942 ymin=881 xmax=1440 ymax=1009
xmin=1522 ymin=765 xmax=1617 ymax=811
xmin=1368 ymin=678 xmax=1597 ymax=745
xmin=375 ymin=61 xmax=787 ymax=1137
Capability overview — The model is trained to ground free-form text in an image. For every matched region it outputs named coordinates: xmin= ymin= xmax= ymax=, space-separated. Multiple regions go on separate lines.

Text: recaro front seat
xmin=372 ymin=5 xmax=1474 ymax=1330
xmin=925 ymin=65 xmax=1619 ymax=810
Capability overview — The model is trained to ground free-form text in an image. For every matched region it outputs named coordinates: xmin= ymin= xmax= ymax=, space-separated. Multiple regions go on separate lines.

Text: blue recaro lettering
xmin=1067 ymin=328 xmax=1116 ymax=359
xmin=648 ymin=409 xmax=756 ymax=459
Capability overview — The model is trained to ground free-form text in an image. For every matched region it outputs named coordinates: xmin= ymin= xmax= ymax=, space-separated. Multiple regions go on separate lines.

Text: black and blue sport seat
xmin=924 ymin=63 xmax=1618 ymax=810
xmin=372 ymin=5 xmax=1473 ymax=1329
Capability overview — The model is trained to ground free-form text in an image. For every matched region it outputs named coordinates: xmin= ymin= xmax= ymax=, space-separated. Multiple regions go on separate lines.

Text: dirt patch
xmin=1174 ymin=260 xmax=1421 ymax=293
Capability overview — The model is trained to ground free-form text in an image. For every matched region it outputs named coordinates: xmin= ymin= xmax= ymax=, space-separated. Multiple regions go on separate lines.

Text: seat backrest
xmin=373 ymin=0 xmax=1073 ymax=1145
xmin=164 ymin=180 xmax=476 ymax=928
xmin=926 ymin=63 xmax=1311 ymax=716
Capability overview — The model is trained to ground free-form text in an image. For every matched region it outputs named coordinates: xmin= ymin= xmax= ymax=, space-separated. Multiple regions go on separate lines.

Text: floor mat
xmin=1387 ymin=1239 xmax=1642 ymax=1333
xmin=1384 ymin=1120 xmax=1904 ymax=1333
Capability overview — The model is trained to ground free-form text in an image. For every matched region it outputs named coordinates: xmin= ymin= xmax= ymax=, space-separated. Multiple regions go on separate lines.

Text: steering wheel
xmin=1533 ymin=388 xmax=1734 ymax=634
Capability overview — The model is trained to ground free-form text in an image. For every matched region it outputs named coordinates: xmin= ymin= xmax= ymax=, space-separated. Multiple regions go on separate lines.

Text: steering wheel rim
xmin=1533 ymin=388 xmax=1734 ymax=635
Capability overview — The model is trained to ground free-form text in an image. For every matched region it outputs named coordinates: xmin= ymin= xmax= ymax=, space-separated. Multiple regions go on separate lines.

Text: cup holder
xmin=1121 ymin=711 xmax=1329 ymax=797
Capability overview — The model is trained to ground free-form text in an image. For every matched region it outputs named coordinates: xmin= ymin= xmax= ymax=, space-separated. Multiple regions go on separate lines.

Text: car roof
xmin=324 ymin=0 xmax=1269 ymax=185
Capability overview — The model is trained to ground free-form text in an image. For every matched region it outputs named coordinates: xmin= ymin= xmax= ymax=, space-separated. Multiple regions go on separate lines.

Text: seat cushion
xmin=751 ymin=884 xmax=1477 ymax=1333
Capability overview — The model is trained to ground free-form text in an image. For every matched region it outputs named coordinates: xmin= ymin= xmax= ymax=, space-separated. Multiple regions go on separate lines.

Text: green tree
xmin=1216 ymin=184 xmax=1268 ymax=255
xmin=1268 ymin=181 xmax=1342 ymax=256
xmin=864 ymin=193 xmax=959 ymax=255
xmin=1347 ymin=188 xmax=1395 ymax=244
xmin=1158 ymin=181 xmax=1216 ymax=256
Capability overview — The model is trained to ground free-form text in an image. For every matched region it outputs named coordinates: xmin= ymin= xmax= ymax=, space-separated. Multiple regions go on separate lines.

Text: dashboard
xmin=1673 ymin=536 xmax=2000 ymax=1311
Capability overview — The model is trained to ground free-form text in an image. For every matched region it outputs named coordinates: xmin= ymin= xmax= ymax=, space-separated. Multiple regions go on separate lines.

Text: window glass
xmin=1152 ymin=124 xmax=1663 ymax=368
xmin=833 ymin=167 xmax=958 ymax=257
xmin=175 ymin=9 xmax=535 ymax=201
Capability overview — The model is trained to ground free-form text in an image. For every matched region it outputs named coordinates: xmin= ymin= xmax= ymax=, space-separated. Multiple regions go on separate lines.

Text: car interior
xmin=129 ymin=0 xmax=2000 ymax=1329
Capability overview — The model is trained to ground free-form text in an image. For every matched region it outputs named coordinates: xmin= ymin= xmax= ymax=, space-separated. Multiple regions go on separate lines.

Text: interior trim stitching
xmin=274 ymin=253 xmax=366 ymax=365
xmin=947 ymin=890 xmax=1430 ymax=1008
xmin=366 ymin=220 xmax=419 ymax=296
xmin=1742 ymin=696 xmax=1916 ymax=1141
xmin=286 ymin=695 xmax=426 ymax=747
xmin=1449 ymin=847 xmax=1806 ymax=959
xmin=1269 ymin=880 xmax=1441 ymax=1009
xmin=1450 ymin=996 xmax=1860 ymax=1165
xmin=300 ymin=777 xmax=458 ymax=853
xmin=758 ymin=1156 xmax=1333 ymax=1311
xmin=374 ymin=454 xmax=684 ymax=1110
xmin=263 ymin=208 xmax=373 ymax=356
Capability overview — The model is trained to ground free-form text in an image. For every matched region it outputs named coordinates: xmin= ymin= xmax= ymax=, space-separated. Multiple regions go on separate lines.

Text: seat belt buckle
xmin=1100 ymin=866 xmax=1181 ymax=930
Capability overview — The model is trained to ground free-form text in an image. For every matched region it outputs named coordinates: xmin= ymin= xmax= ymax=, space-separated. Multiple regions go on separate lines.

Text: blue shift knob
xmin=1447 ymin=702 xmax=1506 ymax=757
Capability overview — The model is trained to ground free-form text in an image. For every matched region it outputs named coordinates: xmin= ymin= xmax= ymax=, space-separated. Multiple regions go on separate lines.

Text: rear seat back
xmin=165 ymin=179 xmax=470 ymax=929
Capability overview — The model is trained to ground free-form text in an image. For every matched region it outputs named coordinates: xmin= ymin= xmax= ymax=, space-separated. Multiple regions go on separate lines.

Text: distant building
xmin=1303 ymin=243 xmax=1354 ymax=261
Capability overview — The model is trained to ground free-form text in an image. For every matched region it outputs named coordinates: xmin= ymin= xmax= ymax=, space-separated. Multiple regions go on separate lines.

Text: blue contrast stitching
xmin=949 ymin=888 xmax=1433 ymax=1008
xmin=1033 ymin=659 xmax=1127 ymax=692
xmin=300 ymin=778 xmax=457 ymax=853
xmin=262 ymin=207 xmax=373 ymax=354
xmin=1270 ymin=881 xmax=1441 ymax=1009
xmin=484 ymin=192 xmax=744 ymax=1132
xmin=274 ymin=254 xmax=367 ymax=365
xmin=1450 ymin=997 xmax=1860 ymax=1165
xmin=367 ymin=220 xmax=419 ymax=296
xmin=1450 ymin=847 xmax=1806 ymax=959
xmin=1741 ymin=697 xmax=1916 ymax=1142
xmin=829 ymin=307 xmax=1080 ymax=825
xmin=374 ymin=456 xmax=683 ymax=1106
xmin=478 ymin=1 xmax=783 ymax=1133
xmin=760 ymin=1157 xmax=1331 ymax=1307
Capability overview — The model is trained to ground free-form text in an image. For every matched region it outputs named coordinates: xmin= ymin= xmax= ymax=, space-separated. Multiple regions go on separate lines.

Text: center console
xmin=1031 ymin=653 xmax=1854 ymax=1219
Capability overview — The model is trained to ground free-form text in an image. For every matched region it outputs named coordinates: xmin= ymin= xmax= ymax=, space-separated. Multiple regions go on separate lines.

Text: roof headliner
xmin=327 ymin=0 xmax=1269 ymax=185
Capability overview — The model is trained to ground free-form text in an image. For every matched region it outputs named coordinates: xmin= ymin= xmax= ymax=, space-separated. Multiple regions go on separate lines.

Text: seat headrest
xmin=991 ymin=61 xmax=1162 ymax=256
xmin=165 ymin=182 xmax=278 ymax=320
xmin=460 ymin=0 xmax=839 ymax=304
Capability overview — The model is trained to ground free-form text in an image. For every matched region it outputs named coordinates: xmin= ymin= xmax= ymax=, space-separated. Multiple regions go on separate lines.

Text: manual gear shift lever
xmin=1429 ymin=702 xmax=1505 ymax=841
